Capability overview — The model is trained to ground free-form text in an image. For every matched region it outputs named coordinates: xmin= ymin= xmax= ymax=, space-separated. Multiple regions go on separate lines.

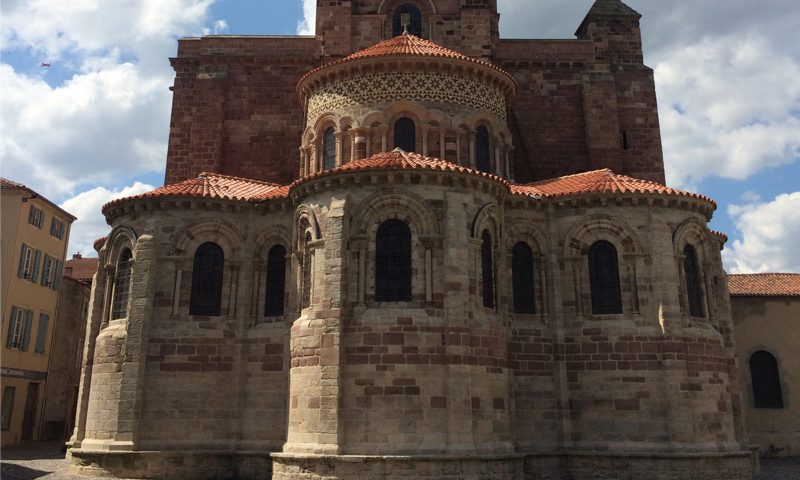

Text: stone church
xmin=67 ymin=1 xmax=757 ymax=478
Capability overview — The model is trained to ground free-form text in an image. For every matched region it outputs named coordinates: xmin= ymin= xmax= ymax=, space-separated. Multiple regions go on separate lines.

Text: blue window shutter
xmin=21 ymin=310 xmax=34 ymax=351
xmin=31 ymin=250 xmax=41 ymax=283
xmin=28 ymin=206 xmax=35 ymax=224
xmin=35 ymin=314 xmax=49 ymax=353
xmin=53 ymin=260 xmax=63 ymax=290
xmin=40 ymin=255 xmax=51 ymax=286
xmin=5 ymin=307 xmax=18 ymax=348
xmin=17 ymin=245 xmax=27 ymax=278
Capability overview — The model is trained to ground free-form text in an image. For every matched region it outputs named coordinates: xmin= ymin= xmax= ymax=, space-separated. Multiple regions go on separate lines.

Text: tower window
xmin=476 ymin=126 xmax=491 ymax=173
xmin=189 ymin=242 xmax=224 ymax=316
xmin=750 ymin=351 xmax=784 ymax=409
xmin=265 ymin=245 xmax=287 ymax=316
xmin=683 ymin=245 xmax=705 ymax=318
xmin=512 ymin=242 xmax=535 ymax=314
xmin=481 ymin=230 xmax=494 ymax=308
xmin=394 ymin=117 xmax=416 ymax=152
xmin=588 ymin=241 xmax=622 ymax=315
xmin=375 ymin=219 xmax=412 ymax=302
xmin=111 ymin=248 xmax=133 ymax=320
xmin=392 ymin=4 xmax=423 ymax=37
xmin=323 ymin=127 xmax=336 ymax=170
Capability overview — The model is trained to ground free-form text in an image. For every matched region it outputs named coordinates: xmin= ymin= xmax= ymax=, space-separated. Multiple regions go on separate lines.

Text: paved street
xmin=2 ymin=442 xmax=799 ymax=479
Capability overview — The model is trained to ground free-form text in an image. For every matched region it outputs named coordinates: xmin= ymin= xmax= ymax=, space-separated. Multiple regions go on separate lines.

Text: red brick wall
xmin=163 ymin=2 xmax=665 ymax=186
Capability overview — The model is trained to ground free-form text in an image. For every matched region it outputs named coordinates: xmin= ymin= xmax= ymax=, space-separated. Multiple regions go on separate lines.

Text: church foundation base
xmin=271 ymin=453 xmax=525 ymax=480
xmin=67 ymin=449 xmax=273 ymax=480
xmin=524 ymin=450 xmax=756 ymax=480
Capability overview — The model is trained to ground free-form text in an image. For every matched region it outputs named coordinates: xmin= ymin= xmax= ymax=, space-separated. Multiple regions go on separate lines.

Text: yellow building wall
xmin=1 ymin=189 xmax=73 ymax=446
xmin=732 ymin=296 xmax=800 ymax=456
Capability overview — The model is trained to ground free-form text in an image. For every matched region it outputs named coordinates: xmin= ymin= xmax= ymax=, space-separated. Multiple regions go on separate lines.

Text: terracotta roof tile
xmin=299 ymin=34 xmax=514 ymax=90
xmin=292 ymin=148 xmax=507 ymax=187
xmin=0 ymin=177 xmax=27 ymax=190
xmin=510 ymin=169 xmax=715 ymax=206
xmin=103 ymin=173 xmax=289 ymax=212
xmin=729 ymin=273 xmax=800 ymax=297
xmin=64 ymin=255 xmax=99 ymax=285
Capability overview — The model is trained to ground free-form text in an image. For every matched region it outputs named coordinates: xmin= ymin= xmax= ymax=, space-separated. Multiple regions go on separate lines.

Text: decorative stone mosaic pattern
xmin=307 ymin=72 xmax=507 ymax=124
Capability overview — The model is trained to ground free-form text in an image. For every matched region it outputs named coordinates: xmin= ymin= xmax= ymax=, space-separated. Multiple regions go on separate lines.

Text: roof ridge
xmin=523 ymin=168 xmax=613 ymax=186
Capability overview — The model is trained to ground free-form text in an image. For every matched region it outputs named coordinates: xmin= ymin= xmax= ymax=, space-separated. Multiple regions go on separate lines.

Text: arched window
xmin=189 ymin=242 xmax=224 ymax=316
xmin=476 ymin=126 xmax=491 ymax=173
xmin=512 ymin=242 xmax=535 ymax=314
xmin=750 ymin=351 xmax=784 ymax=409
xmin=301 ymin=232 xmax=313 ymax=308
xmin=394 ymin=117 xmax=416 ymax=152
xmin=375 ymin=219 xmax=412 ymax=302
xmin=392 ymin=4 xmax=423 ymax=37
xmin=323 ymin=127 xmax=336 ymax=170
xmin=481 ymin=230 xmax=494 ymax=308
xmin=683 ymin=245 xmax=705 ymax=318
xmin=265 ymin=245 xmax=287 ymax=316
xmin=588 ymin=241 xmax=622 ymax=314
xmin=110 ymin=248 xmax=133 ymax=320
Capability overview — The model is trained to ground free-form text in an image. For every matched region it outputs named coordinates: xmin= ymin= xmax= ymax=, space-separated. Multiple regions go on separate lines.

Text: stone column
xmin=422 ymin=125 xmax=430 ymax=156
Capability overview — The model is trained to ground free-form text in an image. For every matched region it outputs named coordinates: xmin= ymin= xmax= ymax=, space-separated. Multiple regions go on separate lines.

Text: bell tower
xmin=315 ymin=0 xmax=500 ymax=59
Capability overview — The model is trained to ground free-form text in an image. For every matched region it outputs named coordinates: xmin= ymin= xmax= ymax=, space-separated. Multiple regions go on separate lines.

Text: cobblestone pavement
xmin=3 ymin=442 xmax=800 ymax=479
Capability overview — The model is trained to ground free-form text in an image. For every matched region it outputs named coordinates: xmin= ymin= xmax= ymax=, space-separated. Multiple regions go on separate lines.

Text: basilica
xmin=67 ymin=1 xmax=756 ymax=478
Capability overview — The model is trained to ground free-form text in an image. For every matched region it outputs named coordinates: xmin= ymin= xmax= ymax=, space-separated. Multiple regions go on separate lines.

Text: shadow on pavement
xmin=1 ymin=441 xmax=65 ymax=460
xmin=1 ymin=462 xmax=52 ymax=480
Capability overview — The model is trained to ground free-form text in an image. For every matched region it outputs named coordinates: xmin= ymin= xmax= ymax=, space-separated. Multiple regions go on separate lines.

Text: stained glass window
xmin=588 ymin=241 xmax=622 ymax=314
xmin=189 ymin=243 xmax=224 ymax=316
xmin=683 ymin=245 xmax=705 ymax=318
xmin=394 ymin=117 xmax=416 ymax=152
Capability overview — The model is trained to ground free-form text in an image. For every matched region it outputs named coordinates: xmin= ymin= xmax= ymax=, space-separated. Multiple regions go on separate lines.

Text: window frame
xmin=481 ymin=230 xmax=495 ymax=309
xmin=392 ymin=3 xmax=423 ymax=37
xmin=375 ymin=219 xmax=413 ymax=302
xmin=322 ymin=126 xmax=337 ymax=171
xmin=28 ymin=205 xmax=44 ymax=228
xmin=189 ymin=242 xmax=225 ymax=317
xmin=264 ymin=244 xmax=287 ymax=317
xmin=750 ymin=350 xmax=785 ymax=409
xmin=682 ymin=244 xmax=705 ymax=318
xmin=1 ymin=386 xmax=15 ymax=431
xmin=110 ymin=249 xmax=134 ymax=320
xmin=587 ymin=240 xmax=623 ymax=315
xmin=476 ymin=126 xmax=492 ymax=174
xmin=394 ymin=117 xmax=416 ymax=153
xmin=512 ymin=241 xmax=536 ymax=314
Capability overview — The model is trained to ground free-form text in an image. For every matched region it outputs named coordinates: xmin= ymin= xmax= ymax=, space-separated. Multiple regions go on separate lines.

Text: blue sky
xmin=1 ymin=0 xmax=798 ymax=273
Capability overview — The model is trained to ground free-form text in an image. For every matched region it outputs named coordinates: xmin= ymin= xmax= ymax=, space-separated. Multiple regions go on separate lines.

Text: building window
xmin=40 ymin=255 xmax=53 ymax=287
xmin=392 ymin=3 xmax=423 ymax=37
xmin=52 ymin=259 xmax=63 ymax=291
xmin=476 ymin=126 xmax=492 ymax=173
xmin=28 ymin=205 xmax=44 ymax=228
xmin=5 ymin=307 xmax=33 ymax=351
xmin=750 ymin=350 xmax=784 ymax=409
xmin=394 ymin=117 xmax=416 ymax=152
xmin=481 ymin=230 xmax=494 ymax=308
xmin=111 ymin=249 xmax=133 ymax=320
xmin=683 ymin=245 xmax=705 ymax=318
xmin=512 ymin=242 xmax=535 ymax=314
xmin=265 ymin=245 xmax=287 ymax=316
xmin=375 ymin=219 xmax=412 ymax=302
xmin=301 ymin=233 xmax=313 ymax=309
xmin=588 ymin=241 xmax=622 ymax=314
xmin=323 ymin=127 xmax=337 ymax=170
xmin=189 ymin=242 xmax=224 ymax=316
xmin=1 ymin=386 xmax=15 ymax=431
xmin=17 ymin=244 xmax=41 ymax=282
xmin=50 ymin=218 xmax=66 ymax=239
xmin=34 ymin=313 xmax=49 ymax=354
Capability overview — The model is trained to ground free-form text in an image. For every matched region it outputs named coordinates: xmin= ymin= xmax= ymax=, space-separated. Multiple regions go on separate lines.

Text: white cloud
xmin=723 ymin=192 xmax=800 ymax=273
xmin=0 ymin=0 xmax=218 ymax=199
xmin=657 ymin=35 xmax=800 ymax=187
xmin=60 ymin=182 xmax=155 ymax=257
xmin=297 ymin=0 xmax=316 ymax=35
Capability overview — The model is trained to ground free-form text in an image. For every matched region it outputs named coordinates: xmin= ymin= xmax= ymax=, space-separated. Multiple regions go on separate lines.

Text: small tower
xmin=576 ymin=0 xmax=643 ymax=67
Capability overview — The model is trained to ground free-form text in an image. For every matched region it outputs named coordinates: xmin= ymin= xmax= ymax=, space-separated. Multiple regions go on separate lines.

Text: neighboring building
xmin=1 ymin=177 xmax=75 ymax=446
xmin=67 ymin=1 xmax=755 ymax=479
xmin=41 ymin=254 xmax=98 ymax=442
xmin=730 ymin=273 xmax=800 ymax=457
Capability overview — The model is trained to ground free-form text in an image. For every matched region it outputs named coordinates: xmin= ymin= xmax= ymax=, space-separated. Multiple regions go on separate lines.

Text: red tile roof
xmin=64 ymin=254 xmax=99 ymax=285
xmin=103 ymin=173 xmax=289 ymax=212
xmin=729 ymin=273 xmax=800 ymax=297
xmin=0 ymin=177 xmax=27 ymax=190
xmin=510 ymin=169 xmax=715 ymax=205
xmin=293 ymin=148 xmax=507 ymax=186
xmin=299 ymin=33 xmax=514 ymax=91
